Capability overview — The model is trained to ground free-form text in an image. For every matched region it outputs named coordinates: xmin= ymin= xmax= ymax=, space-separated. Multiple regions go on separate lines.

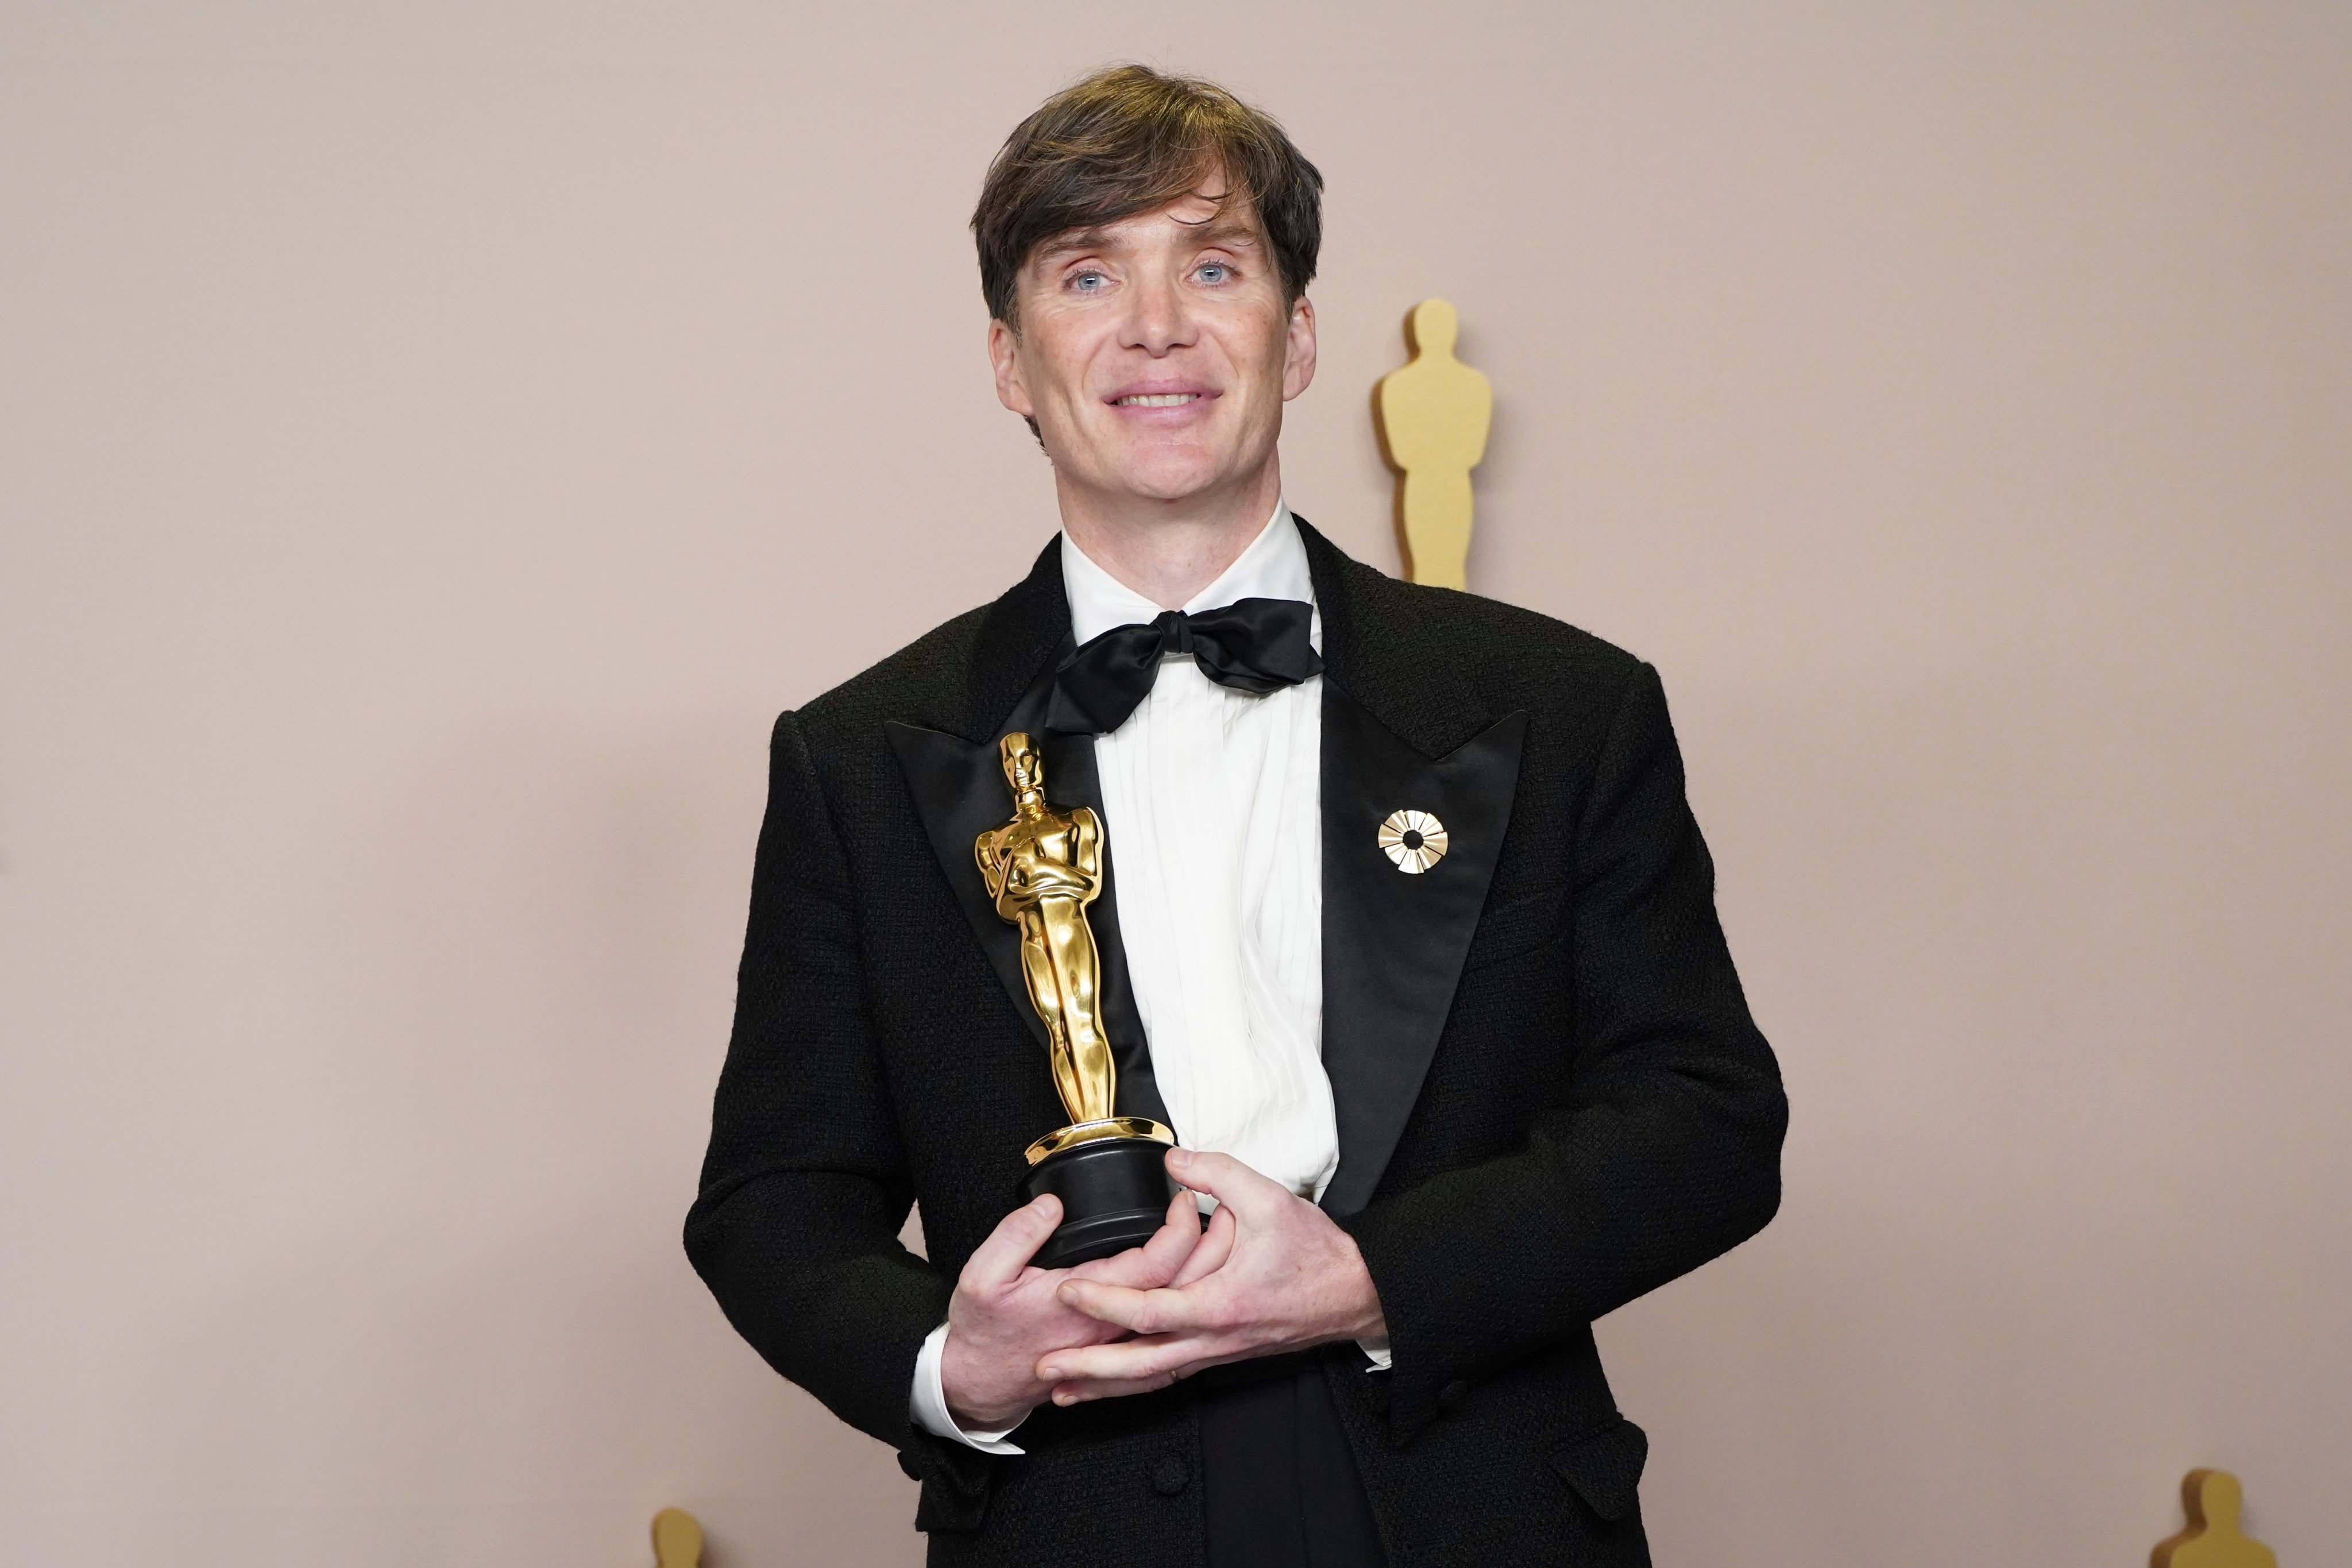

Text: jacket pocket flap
xmin=1547 ymin=1416 xmax=1648 ymax=1522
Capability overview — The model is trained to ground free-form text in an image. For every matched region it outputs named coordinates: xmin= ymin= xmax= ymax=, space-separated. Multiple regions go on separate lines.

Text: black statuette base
xmin=1018 ymin=1136 xmax=1183 ymax=1269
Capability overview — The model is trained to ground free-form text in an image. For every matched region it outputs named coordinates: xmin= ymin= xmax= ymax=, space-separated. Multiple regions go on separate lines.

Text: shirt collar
xmin=1060 ymin=501 xmax=1316 ymax=647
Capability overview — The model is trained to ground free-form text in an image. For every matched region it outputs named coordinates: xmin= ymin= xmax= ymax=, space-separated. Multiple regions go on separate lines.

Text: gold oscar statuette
xmin=975 ymin=733 xmax=1179 ymax=1267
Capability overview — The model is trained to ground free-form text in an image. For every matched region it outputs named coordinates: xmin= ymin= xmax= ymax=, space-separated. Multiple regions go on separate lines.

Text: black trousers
xmin=1198 ymin=1356 xmax=1387 ymax=1568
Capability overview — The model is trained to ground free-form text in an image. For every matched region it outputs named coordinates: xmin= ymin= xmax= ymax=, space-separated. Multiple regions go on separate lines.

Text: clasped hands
xmin=939 ymin=1147 xmax=1388 ymax=1430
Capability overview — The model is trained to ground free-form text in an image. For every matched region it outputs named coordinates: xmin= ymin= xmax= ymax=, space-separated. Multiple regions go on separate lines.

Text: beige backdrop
xmin=4 ymin=3 xmax=2347 ymax=1565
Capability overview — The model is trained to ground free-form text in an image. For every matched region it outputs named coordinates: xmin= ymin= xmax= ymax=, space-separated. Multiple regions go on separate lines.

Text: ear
xmin=1281 ymin=295 xmax=1318 ymax=401
xmin=988 ymin=317 xmax=1036 ymax=418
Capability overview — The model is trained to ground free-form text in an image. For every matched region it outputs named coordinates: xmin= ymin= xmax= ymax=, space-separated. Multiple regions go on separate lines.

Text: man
xmin=686 ymin=65 xmax=1786 ymax=1567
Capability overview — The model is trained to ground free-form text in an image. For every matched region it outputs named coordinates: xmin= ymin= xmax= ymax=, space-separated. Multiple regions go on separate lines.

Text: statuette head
xmin=1409 ymin=298 xmax=1459 ymax=356
xmin=999 ymin=731 xmax=1046 ymax=807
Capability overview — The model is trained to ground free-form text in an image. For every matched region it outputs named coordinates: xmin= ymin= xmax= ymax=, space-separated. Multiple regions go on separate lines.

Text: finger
xmin=1165 ymin=1148 xmax=1288 ymax=1220
xmin=960 ymin=1193 xmax=1063 ymax=1290
xmin=1131 ymin=1188 xmax=1207 ymax=1283
xmin=1049 ymin=1372 xmax=1179 ymax=1405
xmin=1168 ymin=1200 xmax=1235 ymax=1288
xmin=1067 ymin=1189 xmax=1204 ymax=1288
xmin=1055 ymin=1276 xmax=1209 ymax=1335
xmin=1037 ymin=1334 xmax=1210 ymax=1387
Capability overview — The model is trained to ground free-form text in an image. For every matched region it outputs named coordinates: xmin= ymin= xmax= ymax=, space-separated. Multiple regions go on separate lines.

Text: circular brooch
xmin=1378 ymin=809 xmax=1449 ymax=874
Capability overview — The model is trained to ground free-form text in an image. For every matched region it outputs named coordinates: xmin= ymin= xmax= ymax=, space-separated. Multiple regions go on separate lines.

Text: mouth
xmin=1106 ymin=385 xmax=1216 ymax=411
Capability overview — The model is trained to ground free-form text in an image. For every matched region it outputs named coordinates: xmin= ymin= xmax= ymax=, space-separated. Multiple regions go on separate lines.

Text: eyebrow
xmin=1033 ymin=229 xmax=1115 ymax=262
xmin=1183 ymin=218 xmax=1264 ymax=250
xmin=1032 ymin=217 xmax=1265 ymax=265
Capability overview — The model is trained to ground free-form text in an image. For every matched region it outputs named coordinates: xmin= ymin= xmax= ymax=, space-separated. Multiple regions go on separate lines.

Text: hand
xmin=939 ymin=1186 xmax=1203 ymax=1430
xmin=1037 ymin=1148 xmax=1388 ymax=1406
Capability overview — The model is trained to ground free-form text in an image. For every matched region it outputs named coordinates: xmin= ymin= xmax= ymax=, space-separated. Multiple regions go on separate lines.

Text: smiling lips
xmin=1113 ymin=391 xmax=1206 ymax=407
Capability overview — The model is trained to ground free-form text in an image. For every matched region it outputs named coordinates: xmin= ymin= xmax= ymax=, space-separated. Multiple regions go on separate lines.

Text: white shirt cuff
xmin=1357 ymin=1338 xmax=1393 ymax=1370
xmin=910 ymin=1320 xmax=1028 ymax=1454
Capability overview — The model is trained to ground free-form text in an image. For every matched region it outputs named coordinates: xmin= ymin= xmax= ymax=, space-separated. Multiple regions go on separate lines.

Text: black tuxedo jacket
xmin=686 ymin=521 xmax=1786 ymax=1566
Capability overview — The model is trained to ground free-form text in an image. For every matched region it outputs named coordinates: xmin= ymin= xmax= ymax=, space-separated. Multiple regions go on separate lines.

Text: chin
xmin=1118 ymin=471 xmax=1228 ymax=504
xmin=1100 ymin=445 xmax=1246 ymax=505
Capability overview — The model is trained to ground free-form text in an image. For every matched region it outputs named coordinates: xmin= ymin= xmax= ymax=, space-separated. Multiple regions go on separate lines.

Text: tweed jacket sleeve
xmin=683 ymin=711 xmax=990 ymax=1521
xmin=1335 ymin=661 xmax=1787 ymax=1438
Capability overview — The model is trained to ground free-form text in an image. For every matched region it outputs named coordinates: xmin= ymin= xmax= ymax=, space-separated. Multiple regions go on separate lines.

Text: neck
xmin=1056 ymin=456 xmax=1283 ymax=611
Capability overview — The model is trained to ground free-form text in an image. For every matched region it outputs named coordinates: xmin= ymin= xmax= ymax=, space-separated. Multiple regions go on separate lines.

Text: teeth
xmin=1117 ymin=393 xmax=1198 ymax=407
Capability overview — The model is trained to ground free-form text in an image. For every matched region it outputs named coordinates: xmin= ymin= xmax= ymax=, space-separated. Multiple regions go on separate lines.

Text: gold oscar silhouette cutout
xmin=1376 ymin=298 xmax=1493 ymax=590
xmin=975 ymin=733 xmax=1173 ymax=1164
xmin=650 ymin=1508 xmax=702 ymax=1568
xmin=2152 ymin=1470 xmax=2276 ymax=1568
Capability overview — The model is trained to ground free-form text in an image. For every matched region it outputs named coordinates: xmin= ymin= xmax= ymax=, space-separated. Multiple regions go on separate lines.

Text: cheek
xmin=1021 ymin=320 xmax=1109 ymax=412
xmin=1217 ymin=318 xmax=1291 ymax=397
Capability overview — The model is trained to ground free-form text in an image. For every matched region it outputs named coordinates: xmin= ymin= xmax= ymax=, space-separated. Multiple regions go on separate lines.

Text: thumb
xmin=963 ymin=1193 xmax=1062 ymax=1289
xmin=1165 ymin=1148 xmax=1284 ymax=1219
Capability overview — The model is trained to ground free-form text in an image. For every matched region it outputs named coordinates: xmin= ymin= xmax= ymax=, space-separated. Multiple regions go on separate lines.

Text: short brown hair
xmin=972 ymin=65 xmax=1324 ymax=329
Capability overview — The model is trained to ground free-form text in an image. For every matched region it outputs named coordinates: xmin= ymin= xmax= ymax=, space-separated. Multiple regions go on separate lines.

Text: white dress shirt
xmin=911 ymin=504 xmax=1380 ymax=1454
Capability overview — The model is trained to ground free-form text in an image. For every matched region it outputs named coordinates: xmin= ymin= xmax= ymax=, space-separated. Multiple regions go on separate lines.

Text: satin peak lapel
xmin=1318 ymin=685 xmax=1526 ymax=1215
xmin=884 ymin=675 xmax=1173 ymax=1136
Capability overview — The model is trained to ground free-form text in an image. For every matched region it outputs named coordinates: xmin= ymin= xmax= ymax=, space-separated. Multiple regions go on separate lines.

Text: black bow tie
xmin=1046 ymin=597 xmax=1323 ymax=734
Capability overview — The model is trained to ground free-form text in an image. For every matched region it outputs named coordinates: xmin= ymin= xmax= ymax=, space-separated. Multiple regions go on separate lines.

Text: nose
xmin=1121 ymin=271 xmax=1195 ymax=357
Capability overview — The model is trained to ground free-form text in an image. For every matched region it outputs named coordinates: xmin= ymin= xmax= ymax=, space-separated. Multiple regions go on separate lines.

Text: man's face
xmin=988 ymin=183 xmax=1316 ymax=510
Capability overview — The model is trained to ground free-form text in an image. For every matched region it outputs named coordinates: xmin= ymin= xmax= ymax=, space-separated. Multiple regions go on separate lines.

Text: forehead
xmin=1025 ymin=188 xmax=1266 ymax=268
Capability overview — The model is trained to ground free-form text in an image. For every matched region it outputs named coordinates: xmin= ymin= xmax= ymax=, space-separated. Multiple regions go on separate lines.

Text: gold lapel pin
xmin=1378 ymin=809 xmax=1448 ymax=874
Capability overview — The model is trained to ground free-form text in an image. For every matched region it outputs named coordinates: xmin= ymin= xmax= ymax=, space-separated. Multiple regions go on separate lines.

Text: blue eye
xmin=1071 ymin=270 xmax=1106 ymax=292
xmin=1198 ymin=262 xmax=1230 ymax=284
